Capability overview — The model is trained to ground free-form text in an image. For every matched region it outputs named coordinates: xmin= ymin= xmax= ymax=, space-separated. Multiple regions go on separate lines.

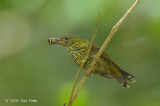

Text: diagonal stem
xmin=70 ymin=0 xmax=141 ymax=104
xmin=68 ymin=13 xmax=100 ymax=106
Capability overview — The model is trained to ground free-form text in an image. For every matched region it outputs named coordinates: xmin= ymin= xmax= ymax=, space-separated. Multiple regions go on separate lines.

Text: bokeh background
xmin=0 ymin=0 xmax=160 ymax=106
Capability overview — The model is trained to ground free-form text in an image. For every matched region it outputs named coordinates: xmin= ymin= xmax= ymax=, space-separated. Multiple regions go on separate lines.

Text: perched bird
xmin=48 ymin=35 xmax=136 ymax=88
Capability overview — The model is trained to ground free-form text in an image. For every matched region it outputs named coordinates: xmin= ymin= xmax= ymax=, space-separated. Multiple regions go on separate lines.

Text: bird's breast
xmin=67 ymin=44 xmax=90 ymax=66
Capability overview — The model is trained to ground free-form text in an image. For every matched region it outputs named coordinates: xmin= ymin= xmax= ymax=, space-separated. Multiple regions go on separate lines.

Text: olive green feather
xmin=48 ymin=35 xmax=136 ymax=88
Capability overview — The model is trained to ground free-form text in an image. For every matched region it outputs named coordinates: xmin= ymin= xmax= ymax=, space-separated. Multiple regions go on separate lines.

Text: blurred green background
xmin=0 ymin=0 xmax=160 ymax=106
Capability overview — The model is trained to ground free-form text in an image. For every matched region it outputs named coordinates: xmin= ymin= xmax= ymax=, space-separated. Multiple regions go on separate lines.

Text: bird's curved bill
xmin=48 ymin=38 xmax=65 ymax=44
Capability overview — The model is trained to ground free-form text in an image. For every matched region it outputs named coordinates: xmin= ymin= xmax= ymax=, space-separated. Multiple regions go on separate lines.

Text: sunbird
xmin=48 ymin=35 xmax=136 ymax=88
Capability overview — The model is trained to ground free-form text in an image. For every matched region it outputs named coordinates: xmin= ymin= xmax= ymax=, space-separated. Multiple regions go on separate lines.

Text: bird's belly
xmin=90 ymin=61 xmax=110 ymax=75
xmin=70 ymin=50 xmax=114 ymax=76
xmin=81 ymin=56 xmax=111 ymax=76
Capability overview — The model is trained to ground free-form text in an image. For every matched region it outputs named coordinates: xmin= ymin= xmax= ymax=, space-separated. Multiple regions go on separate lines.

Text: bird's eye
xmin=64 ymin=36 xmax=69 ymax=40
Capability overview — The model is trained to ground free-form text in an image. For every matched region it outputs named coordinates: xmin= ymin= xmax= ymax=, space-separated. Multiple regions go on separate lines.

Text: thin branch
xmin=68 ymin=13 xmax=100 ymax=106
xmin=71 ymin=0 xmax=141 ymax=104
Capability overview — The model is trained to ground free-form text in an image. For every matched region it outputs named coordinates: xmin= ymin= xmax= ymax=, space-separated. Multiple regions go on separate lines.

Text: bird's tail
xmin=115 ymin=69 xmax=136 ymax=88
xmin=119 ymin=69 xmax=136 ymax=82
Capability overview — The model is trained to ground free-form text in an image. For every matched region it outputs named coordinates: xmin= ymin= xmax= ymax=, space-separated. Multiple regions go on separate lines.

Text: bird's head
xmin=48 ymin=35 xmax=79 ymax=47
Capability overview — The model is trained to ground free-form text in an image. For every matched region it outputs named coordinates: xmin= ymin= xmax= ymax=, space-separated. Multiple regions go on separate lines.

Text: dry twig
xmin=69 ymin=0 xmax=141 ymax=105
xmin=68 ymin=13 xmax=100 ymax=106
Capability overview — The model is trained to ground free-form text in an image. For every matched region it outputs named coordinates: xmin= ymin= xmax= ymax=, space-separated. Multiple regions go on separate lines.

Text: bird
xmin=48 ymin=35 xmax=136 ymax=88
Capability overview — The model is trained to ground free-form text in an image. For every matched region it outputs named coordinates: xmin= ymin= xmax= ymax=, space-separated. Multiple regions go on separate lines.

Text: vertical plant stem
xmin=68 ymin=13 xmax=100 ymax=106
xmin=70 ymin=0 xmax=141 ymax=105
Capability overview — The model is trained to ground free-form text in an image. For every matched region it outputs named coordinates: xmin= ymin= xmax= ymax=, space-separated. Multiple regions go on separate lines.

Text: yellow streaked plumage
xmin=48 ymin=35 xmax=136 ymax=88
